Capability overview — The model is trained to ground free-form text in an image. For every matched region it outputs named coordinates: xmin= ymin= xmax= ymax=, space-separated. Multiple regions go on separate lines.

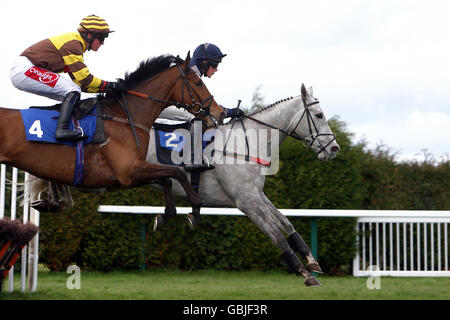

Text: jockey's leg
xmin=184 ymin=118 xmax=214 ymax=171
xmin=157 ymin=107 xmax=212 ymax=171
xmin=10 ymin=56 xmax=80 ymax=101
xmin=55 ymin=91 xmax=87 ymax=141
xmin=10 ymin=56 xmax=86 ymax=141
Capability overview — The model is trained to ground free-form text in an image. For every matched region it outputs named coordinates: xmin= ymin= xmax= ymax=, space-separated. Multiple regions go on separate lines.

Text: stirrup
xmin=183 ymin=163 xmax=215 ymax=172
xmin=55 ymin=130 xmax=88 ymax=142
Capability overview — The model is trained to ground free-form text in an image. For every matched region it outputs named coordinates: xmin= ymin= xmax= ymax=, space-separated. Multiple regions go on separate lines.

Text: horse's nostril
xmin=331 ymin=146 xmax=340 ymax=152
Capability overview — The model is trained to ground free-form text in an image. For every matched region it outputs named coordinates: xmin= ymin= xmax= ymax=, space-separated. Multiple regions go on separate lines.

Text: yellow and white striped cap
xmin=77 ymin=15 xmax=112 ymax=34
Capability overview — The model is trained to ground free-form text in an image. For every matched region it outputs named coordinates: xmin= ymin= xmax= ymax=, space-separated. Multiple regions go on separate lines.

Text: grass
xmin=1 ymin=269 xmax=449 ymax=300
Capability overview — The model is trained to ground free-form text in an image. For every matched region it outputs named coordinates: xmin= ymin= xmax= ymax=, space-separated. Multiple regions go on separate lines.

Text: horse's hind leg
xmin=30 ymin=181 xmax=60 ymax=213
xmin=153 ymin=178 xmax=177 ymax=231
xmin=47 ymin=182 xmax=61 ymax=212
xmin=236 ymin=196 xmax=320 ymax=287
xmin=287 ymin=232 xmax=323 ymax=274
xmin=56 ymin=183 xmax=74 ymax=212
xmin=261 ymin=193 xmax=323 ymax=274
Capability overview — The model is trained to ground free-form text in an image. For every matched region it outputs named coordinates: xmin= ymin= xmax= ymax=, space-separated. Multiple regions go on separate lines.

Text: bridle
xmin=111 ymin=60 xmax=217 ymax=147
xmin=177 ymin=65 xmax=214 ymax=117
xmin=245 ymin=97 xmax=336 ymax=155
xmin=127 ymin=63 xmax=214 ymax=118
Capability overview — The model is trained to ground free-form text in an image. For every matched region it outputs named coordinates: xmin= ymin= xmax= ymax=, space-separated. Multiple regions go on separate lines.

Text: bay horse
xmin=0 ymin=53 xmax=226 ymax=215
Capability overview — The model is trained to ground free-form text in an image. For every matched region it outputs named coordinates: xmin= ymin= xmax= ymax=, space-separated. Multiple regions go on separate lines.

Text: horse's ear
xmin=301 ymin=83 xmax=308 ymax=98
xmin=308 ymin=86 xmax=314 ymax=97
xmin=185 ymin=51 xmax=191 ymax=66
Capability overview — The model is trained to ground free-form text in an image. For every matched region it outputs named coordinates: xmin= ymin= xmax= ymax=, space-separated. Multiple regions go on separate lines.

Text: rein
xmin=125 ymin=65 xmax=214 ymax=115
xmin=243 ymin=97 xmax=336 ymax=155
xmin=105 ymin=63 xmax=215 ymax=146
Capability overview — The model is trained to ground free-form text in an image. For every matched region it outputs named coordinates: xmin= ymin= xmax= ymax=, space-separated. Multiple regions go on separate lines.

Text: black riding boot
xmin=55 ymin=91 xmax=86 ymax=141
xmin=183 ymin=118 xmax=214 ymax=171
xmin=184 ymin=162 xmax=215 ymax=172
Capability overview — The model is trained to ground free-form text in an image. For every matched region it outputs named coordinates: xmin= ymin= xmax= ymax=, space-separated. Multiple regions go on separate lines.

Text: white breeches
xmin=10 ymin=56 xmax=81 ymax=102
xmin=157 ymin=105 xmax=195 ymax=124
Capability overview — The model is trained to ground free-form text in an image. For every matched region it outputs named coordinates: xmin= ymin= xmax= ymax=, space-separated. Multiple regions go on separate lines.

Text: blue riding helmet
xmin=190 ymin=43 xmax=227 ymax=76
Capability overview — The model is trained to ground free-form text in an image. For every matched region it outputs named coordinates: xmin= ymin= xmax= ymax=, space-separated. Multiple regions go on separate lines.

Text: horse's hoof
xmin=187 ymin=214 xmax=200 ymax=230
xmin=153 ymin=215 xmax=164 ymax=231
xmin=306 ymin=262 xmax=323 ymax=274
xmin=49 ymin=203 xmax=61 ymax=213
xmin=304 ymin=275 xmax=321 ymax=287
xmin=31 ymin=200 xmax=54 ymax=212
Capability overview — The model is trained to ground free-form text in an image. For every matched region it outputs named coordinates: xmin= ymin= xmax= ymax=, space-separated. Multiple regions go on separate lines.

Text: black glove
xmin=229 ymin=108 xmax=244 ymax=119
xmin=107 ymin=80 xmax=127 ymax=92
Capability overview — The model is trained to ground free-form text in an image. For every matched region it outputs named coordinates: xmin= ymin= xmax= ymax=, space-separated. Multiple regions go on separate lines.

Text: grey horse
xmin=28 ymin=84 xmax=339 ymax=287
xmin=148 ymin=84 xmax=340 ymax=286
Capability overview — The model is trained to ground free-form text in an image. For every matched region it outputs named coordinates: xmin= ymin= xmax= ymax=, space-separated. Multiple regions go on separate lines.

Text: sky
xmin=1 ymin=0 xmax=449 ymax=162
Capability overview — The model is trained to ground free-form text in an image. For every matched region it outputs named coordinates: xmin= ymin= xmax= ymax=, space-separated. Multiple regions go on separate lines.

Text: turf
xmin=1 ymin=269 xmax=449 ymax=300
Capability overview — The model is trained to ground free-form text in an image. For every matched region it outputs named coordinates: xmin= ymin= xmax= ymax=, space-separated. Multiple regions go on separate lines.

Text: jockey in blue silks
xmin=157 ymin=43 xmax=244 ymax=171
xmin=189 ymin=43 xmax=244 ymax=119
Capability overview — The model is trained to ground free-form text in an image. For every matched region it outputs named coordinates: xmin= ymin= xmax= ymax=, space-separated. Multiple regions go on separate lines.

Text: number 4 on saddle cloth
xmin=19 ymin=98 xmax=106 ymax=186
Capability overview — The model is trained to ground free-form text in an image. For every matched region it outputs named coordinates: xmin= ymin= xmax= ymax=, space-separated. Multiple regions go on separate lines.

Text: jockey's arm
xmin=222 ymin=106 xmax=244 ymax=119
xmin=62 ymin=48 xmax=107 ymax=93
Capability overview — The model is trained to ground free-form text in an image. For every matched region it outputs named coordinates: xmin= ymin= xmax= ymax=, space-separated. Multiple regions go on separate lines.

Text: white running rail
xmin=98 ymin=206 xmax=450 ymax=277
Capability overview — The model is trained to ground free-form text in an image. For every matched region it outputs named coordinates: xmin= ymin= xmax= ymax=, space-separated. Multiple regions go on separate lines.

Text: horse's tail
xmin=20 ymin=175 xmax=47 ymax=207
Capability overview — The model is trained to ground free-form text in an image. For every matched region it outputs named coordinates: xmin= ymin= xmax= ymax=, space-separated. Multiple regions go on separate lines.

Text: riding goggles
xmin=95 ymin=33 xmax=108 ymax=43
xmin=208 ymin=60 xmax=220 ymax=69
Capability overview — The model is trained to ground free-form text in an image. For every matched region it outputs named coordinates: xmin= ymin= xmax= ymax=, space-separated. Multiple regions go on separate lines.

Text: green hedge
xmin=38 ymin=117 xmax=449 ymax=274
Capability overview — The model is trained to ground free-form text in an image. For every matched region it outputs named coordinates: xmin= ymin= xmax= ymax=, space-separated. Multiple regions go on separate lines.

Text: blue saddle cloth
xmin=153 ymin=122 xmax=216 ymax=165
xmin=20 ymin=107 xmax=97 ymax=146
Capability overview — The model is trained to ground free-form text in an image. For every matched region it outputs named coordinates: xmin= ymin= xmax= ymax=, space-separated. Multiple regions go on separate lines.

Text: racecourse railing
xmin=354 ymin=215 xmax=449 ymax=277
xmin=98 ymin=206 xmax=450 ymax=277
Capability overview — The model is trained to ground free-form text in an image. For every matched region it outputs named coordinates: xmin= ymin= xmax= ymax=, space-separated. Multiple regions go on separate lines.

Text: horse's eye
xmin=316 ymin=113 xmax=324 ymax=119
xmin=195 ymin=80 xmax=203 ymax=87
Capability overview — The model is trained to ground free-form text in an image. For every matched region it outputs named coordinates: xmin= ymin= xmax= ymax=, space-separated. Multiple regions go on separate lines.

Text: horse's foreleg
xmin=127 ymin=162 xmax=202 ymax=215
xmin=261 ymin=193 xmax=323 ymax=274
xmin=153 ymin=178 xmax=177 ymax=231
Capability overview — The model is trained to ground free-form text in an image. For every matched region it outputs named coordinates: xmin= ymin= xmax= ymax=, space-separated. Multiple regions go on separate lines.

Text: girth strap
xmin=190 ymin=170 xmax=201 ymax=194
xmin=96 ymin=114 xmax=151 ymax=133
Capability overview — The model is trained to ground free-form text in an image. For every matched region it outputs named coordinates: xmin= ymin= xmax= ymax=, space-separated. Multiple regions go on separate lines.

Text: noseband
xmin=289 ymin=97 xmax=337 ymax=155
xmin=115 ymin=61 xmax=217 ymax=146
xmin=126 ymin=62 xmax=214 ymax=117
xmin=245 ymin=97 xmax=336 ymax=155
xmin=177 ymin=65 xmax=214 ymax=117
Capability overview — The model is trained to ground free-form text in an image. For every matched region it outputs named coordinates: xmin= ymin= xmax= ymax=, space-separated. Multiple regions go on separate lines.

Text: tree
xmin=247 ymin=85 xmax=266 ymax=114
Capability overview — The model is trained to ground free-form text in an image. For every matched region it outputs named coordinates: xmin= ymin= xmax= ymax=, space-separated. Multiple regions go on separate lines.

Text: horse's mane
xmin=221 ymin=96 xmax=297 ymax=127
xmin=98 ymin=54 xmax=183 ymax=103
xmin=248 ymin=96 xmax=296 ymax=116
xmin=123 ymin=54 xmax=181 ymax=88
